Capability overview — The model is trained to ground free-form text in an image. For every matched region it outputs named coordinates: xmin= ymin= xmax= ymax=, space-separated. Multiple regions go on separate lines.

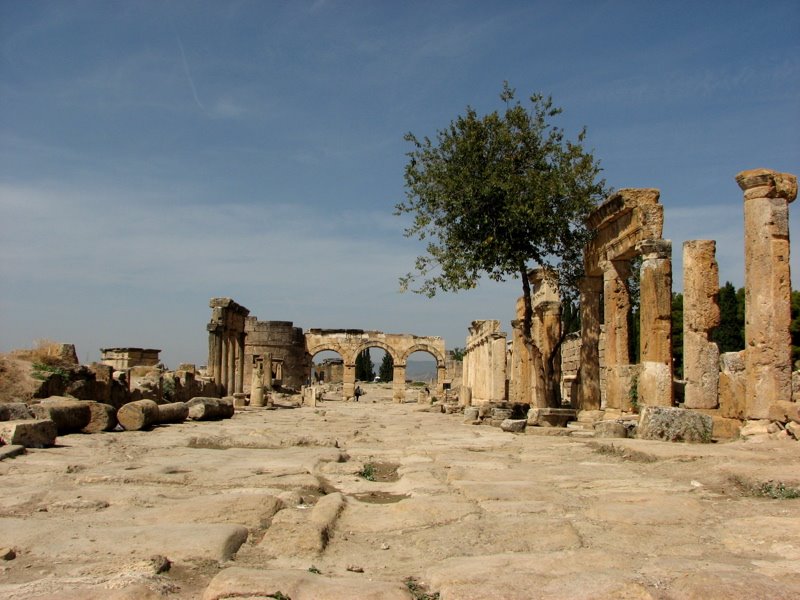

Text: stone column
xmin=737 ymin=168 xmax=798 ymax=417
xmin=393 ymin=364 xmax=407 ymax=402
xmin=219 ymin=333 xmax=228 ymax=395
xmin=436 ymin=364 xmax=446 ymax=398
xmin=236 ymin=333 xmax=246 ymax=394
xmin=603 ymin=260 xmax=631 ymax=409
xmin=683 ymin=240 xmax=720 ymax=409
xmin=579 ymin=276 xmax=602 ymax=411
xmin=490 ymin=334 xmax=507 ymax=401
xmin=251 ymin=360 xmax=265 ymax=407
xmin=538 ymin=300 xmax=563 ymax=408
xmin=226 ymin=334 xmax=236 ymax=396
xmin=637 ymin=239 xmax=673 ymax=407
xmin=264 ymin=352 xmax=273 ymax=392
xmin=343 ymin=363 xmax=356 ymax=401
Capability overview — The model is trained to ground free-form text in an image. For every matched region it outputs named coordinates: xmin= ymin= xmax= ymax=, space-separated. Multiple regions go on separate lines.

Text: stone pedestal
xmin=736 ymin=168 xmax=798 ymax=418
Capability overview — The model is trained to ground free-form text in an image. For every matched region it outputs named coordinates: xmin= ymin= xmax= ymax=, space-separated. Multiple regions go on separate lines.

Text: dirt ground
xmin=1 ymin=383 xmax=800 ymax=599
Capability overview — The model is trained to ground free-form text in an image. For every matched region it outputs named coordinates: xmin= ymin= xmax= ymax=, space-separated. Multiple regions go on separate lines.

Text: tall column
xmin=579 ymin=276 xmax=603 ymax=411
xmin=603 ymin=260 xmax=631 ymax=409
xmin=490 ymin=334 xmax=507 ymax=401
xmin=436 ymin=364 xmax=446 ymax=398
xmin=219 ymin=333 xmax=228 ymax=395
xmin=236 ymin=332 xmax=246 ymax=394
xmin=637 ymin=239 xmax=673 ymax=407
xmin=343 ymin=363 xmax=356 ymax=401
xmin=226 ymin=334 xmax=236 ymax=396
xmin=683 ymin=240 xmax=720 ymax=409
xmin=264 ymin=352 xmax=273 ymax=391
xmin=539 ymin=301 xmax=563 ymax=408
xmin=393 ymin=363 xmax=407 ymax=402
xmin=737 ymin=168 xmax=798 ymax=417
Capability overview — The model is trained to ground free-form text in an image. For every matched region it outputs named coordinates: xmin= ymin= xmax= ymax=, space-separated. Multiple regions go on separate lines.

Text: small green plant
xmin=628 ymin=372 xmax=640 ymax=413
xmin=358 ymin=463 xmax=376 ymax=481
xmin=755 ymin=480 xmax=800 ymax=499
xmin=308 ymin=565 xmax=321 ymax=574
xmin=31 ymin=362 xmax=70 ymax=384
xmin=267 ymin=593 xmax=291 ymax=600
xmin=404 ymin=576 xmax=440 ymax=600
xmin=161 ymin=377 xmax=176 ymax=402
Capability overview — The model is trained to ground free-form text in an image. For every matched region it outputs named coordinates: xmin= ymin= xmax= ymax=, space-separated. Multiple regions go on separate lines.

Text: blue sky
xmin=1 ymin=0 xmax=798 ymax=367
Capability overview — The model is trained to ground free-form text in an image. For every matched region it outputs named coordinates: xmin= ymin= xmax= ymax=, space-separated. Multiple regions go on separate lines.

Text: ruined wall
xmin=315 ymin=358 xmax=344 ymax=383
xmin=463 ymin=320 xmax=507 ymax=404
xmin=244 ymin=319 xmax=308 ymax=392
xmin=100 ymin=348 xmax=161 ymax=371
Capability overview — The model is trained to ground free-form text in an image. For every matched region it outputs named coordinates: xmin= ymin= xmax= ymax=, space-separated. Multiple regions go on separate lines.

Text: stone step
xmin=525 ymin=426 xmax=573 ymax=437
xmin=570 ymin=430 xmax=596 ymax=438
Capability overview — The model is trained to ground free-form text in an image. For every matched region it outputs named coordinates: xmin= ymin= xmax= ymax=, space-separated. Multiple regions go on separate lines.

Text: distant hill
xmin=405 ymin=359 xmax=436 ymax=382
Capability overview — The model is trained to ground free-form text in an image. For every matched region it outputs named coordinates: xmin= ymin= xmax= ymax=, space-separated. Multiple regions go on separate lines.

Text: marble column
xmin=393 ymin=364 xmax=407 ymax=402
xmin=603 ymin=260 xmax=631 ymax=409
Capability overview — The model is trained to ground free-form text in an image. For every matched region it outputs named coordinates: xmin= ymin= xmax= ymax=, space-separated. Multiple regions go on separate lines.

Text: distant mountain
xmin=405 ymin=359 xmax=437 ymax=382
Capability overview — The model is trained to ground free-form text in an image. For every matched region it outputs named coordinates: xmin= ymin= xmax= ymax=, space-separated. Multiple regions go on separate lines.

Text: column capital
xmin=736 ymin=168 xmax=797 ymax=202
xmin=636 ymin=238 xmax=671 ymax=259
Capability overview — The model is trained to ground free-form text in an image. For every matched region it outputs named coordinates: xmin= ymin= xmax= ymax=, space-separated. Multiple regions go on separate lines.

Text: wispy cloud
xmin=174 ymin=30 xmax=205 ymax=110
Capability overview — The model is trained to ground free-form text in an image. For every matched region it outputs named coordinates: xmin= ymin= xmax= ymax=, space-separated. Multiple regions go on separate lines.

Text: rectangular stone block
xmin=0 ymin=419 xmax=57 ymax=448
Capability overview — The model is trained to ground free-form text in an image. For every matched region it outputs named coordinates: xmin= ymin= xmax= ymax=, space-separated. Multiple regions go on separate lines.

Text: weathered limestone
xmin=462 ymin=320 xmax=507 ymax=404
xmin=683 ymin=240 xmax=720 ymax=409
xmin=305 ymin=329 xmax=446 ymax=402
xmin=0 ymin=402 xmax=33 ymax=421
xmin=509 ymin=269 xmax=562 ymax=408
xmin=31 ymin=398 xmax=92 ymax=434
xmin=99 ymin=348 xmax=161 ymax=370
xmin=581 ymin=188 xmax=668 ymax=412
xmin=207 ymin=298 xmax=250 ymax=397
xmin=250 ymin=360 xmax=265 ymax=407
xmin=156 ymin=401 xmax=189 ymax=424
xmin=187 ymin=396 xmax=235 ymax=420
xmin=0 ymin=419 xmax=57 ymax=447
xmin=244 ymin=320 xmax=305 ymax=391
xmin=117 ymin=399 xmax=160 ymax=431
xmin=736 ymin=168 xmax=798 ymax=418
xmin=82 ymin=402 xmax=118 ymax=433
xmin=719 ymin=351 xmax=746 ymax=419
xmin=637 ymin=239 xmax=673 ymax=407
xmin=637 ymin=406 xmax=712 ymax=443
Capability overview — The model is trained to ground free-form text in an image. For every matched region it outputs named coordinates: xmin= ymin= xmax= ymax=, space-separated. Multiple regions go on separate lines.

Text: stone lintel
xmin=209 ymin=297 xmax=251 ymax=317
xmin=587 ymin=188 xmax=660 ymax=231
xmin=736 ymin=168 xmax=798 ymax=202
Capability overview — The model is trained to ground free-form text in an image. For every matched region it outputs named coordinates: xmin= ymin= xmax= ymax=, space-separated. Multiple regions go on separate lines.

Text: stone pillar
xmin=490 ymin=334 xmax=507 ymax=401
xmin=264 ymin=352 xmax=274 ymax=392
xmin=737 ymin=168 xmax=798 ymax=417
xmin=343 ymin=363 xmax=356 ymax=401
xmin=579 ymin=276 xmax=602 ymax=411
xmin=602 ymin=260 xmax=631 ymax=409
xmin=226 ymin=334 xmax=236 ymax=396
xmin=393 ymin=364 xmax=407 ymax=402
xmin=683 ymin=240 xmax=720 ymax=409
xmin=508 ymin=319 xmax=527 ymax=404
xmin=236 ymin=333 xmax=246 ymax=394
xmin=538 ymin=300 xmax=563 ymax=407
xmin=436 ymin=364 xmax=446 ymax=399
xmin=637 ymin=239 xmax=673 ymax=407
xmin=220 ymin=334 xmax=228 ymax=395
xmin=251 ymin=360 xmax=265 ymax=407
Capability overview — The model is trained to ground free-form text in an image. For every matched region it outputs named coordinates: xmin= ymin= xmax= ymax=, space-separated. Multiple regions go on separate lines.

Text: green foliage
xmin=449 ymin=347 xmax=465 ymax=361
xmin=731 ymin=475 xmax=800 ymax=499
xmin=379 ymin=352 xmax=394 ymax=381
xmin=671 ymin=293 xmax=684 ymax=379
xmin=713 ymin=282 xmax=745 ymax=353
xmin=308 ymin=565 xmax=321 ymax=574
xmin=791 ymin=290 xmax=800 ymax=365
xmin=562 ymin=300 xmax=580 ymax=335
xmin=161 ymin=377 xmax=176 ymax=402
xmin=396 ymin=82 xmax=606 ymax=308
xmin=267 ymin=593 xmax=291 ymax=600
xmin=31 ymin=362 xmax=70 ymax=383
xmin=358 ymin=463 xmax=376 ymax=481
xmin=355 ymin=349 xmax=374 ymax=381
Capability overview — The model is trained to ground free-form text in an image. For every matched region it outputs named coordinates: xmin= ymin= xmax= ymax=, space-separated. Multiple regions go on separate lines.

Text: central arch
xmin=304 ymin=329 xmax=446 ymax=402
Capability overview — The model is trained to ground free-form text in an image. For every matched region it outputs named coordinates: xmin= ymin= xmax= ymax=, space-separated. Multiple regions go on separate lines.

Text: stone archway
xmin=304 ymin=329 xmax=446 ymax=402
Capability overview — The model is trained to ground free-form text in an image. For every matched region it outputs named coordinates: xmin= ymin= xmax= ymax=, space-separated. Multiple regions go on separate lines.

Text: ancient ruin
xmin=206 ymin=298 xmax=249 ymax=396
xmin=99 ymin=347 xmax=161 ymax=370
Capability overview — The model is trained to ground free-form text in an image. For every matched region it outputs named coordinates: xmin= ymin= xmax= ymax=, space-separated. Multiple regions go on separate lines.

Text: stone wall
xmin=463 ymin=320 xmax=507 ymax=405
xmin=100 ymin=348 xmax=161 ymax=371
xmin=244 ymin=319 xmax=308 ymax=392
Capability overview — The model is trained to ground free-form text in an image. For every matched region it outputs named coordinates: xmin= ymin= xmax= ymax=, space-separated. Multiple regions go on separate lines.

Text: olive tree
xmin=396 ymin=83 xmax=606 ymax=406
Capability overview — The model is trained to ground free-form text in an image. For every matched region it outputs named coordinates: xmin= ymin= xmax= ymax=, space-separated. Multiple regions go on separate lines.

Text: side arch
xmin=353 ymin=339 xmax=401 ymax=364
xmin=401 ymin=344 xmax=445 ymax=367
